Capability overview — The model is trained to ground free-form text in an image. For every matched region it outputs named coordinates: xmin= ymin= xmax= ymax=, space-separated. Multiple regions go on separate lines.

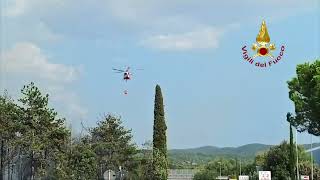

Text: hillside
xmin=168 ymin=143 xmax=320 ymax=168
xmin=171 ymin=143 xmax=271 ymax=156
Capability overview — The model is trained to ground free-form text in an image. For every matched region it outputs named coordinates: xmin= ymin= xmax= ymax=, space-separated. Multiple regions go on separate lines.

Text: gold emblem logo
xmin=241 ymin=20 xmax=285 ymax=68
xmin=252 ymin=20 xmax=276 ymax=59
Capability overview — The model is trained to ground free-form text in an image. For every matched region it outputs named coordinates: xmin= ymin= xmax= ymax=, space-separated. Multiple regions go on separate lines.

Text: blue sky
xmin=1 ymin=0 xmax=319 ymax=149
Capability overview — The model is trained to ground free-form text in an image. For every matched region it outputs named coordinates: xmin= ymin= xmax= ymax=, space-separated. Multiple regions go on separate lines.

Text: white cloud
xmin=141 ymin=27 xmax=224 ymax=51
xmin=103 ymin=0 xmax=317 ymax=51
xmin=29 ymin=22 xmax=62 ymax=42
xmin=49 ymin=87 xmax=88 ymax=120
xmin=3 ymin=0 xmax=27 ymax=17
xmin=2 ymin=21 xmax=63 ymax=50
xmin=2 ymin=1 xmax=63 ymax=45
xmin=103 ymin=0 xmax=318 ymax=25
xmin=2 ymin=0 xmax=318 ymax=49
xmin=1 ymin=42 xmax=80 ymax=83
xmin=0 ymin=42 xmax=87 ymax=125
xmin=3 ymin=0 xmax=65 ymax=17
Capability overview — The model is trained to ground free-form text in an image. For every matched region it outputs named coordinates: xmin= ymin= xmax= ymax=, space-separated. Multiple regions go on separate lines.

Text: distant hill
xmin=303 ymin=143 xmax=320 ymax=150
xmin=168 ymin=143 xmax=320 ymax=167
xmin=312 ymin=148 xmax=320 ymax=164
xmin=170 ymin=143 xmax=272 ymax=157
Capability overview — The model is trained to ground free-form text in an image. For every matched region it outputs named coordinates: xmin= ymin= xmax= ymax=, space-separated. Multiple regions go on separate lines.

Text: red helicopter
xmin=112 ymin=67 xmax=143 ymax=94
xmin=112 ymin=67 xmax=143 ymax=81
xmin=112 ymin=67 xmax=132 ymax=81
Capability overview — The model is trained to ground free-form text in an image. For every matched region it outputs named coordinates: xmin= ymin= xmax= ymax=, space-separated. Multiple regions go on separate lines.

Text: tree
xmin=18 ymin=82 xmax=70 ymax=179
xmin=152 ymin=85 xmax=168 ymax=180
xmin=91 ymin=114 xmax=137 ymax=178
xmin=132 ymin=141 xmax=153 ymax=179
xmin=241 ymin=162 xmax=258 ymax=179
xmin=264 ymin=142 xmax=291 ymax=179
xmin=249 ymin=141 xmax=320 ymax=180
xmin=299 ymin=161 xmax=320 ymax=180
xmin=55 ymin=141 xmax=97 ymax=180
xmin=0 ymin=91 xmax=21 ymax=180
xmin=193 ymin=159 xmax=243 ymax=180
xmin=287 ymin=60 xmax=320 ymax=136
xmin=288 ymin=113 xmax=296 ymax=180
xmin=262 ymin=141 xmax=310 ymax=180
xmin=1 ymin=83 xmax=150 ymax=179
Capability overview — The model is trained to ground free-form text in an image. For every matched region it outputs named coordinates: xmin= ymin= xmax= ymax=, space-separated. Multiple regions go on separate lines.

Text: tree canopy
xmin=152 ymin=85 xmax=168 ymax=180
xmin=0 ymin=83 xmax=142 ymax=179
xmin=258 ymin=141 xmax=318 ymax=180
xmin=91 ymin=114 xmax=138 ymax=178
xmin=288 ymin=60 xmax=320 ymax=136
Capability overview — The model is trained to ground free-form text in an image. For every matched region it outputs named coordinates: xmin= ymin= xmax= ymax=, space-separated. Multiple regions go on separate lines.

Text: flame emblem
xmin=256 ymin=20 xmax=270 ymax=44
xmin=252 ymin=20 xmax=276 ymax=59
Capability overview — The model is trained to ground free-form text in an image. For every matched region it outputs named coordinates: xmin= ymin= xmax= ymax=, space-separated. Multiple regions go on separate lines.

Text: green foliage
xmin=287 ymin=59 xmax=320 ymax=136
xmin=0 ymin=91 xmax=21 ymax=140
xmin=265 ymin=144 xmax=290 ymax=180
xmin=18 ymin=82 xmax=70 ymax=178
xmin=241 ymin=162 xmax=258 ymax=178
xmin=51 ymin=137 xmax=98 ymax=180
xmin=193 ymin=158 xmax=247 ymax=180
xmin=70 ymin=143 xmax=97 ymax=179
xmin=54 ymin=114 xmax=139 ymax=180
xmin=0 ymin=83 xmax=148 ymax=179
xmin=169 ymin=144 xmax=272 ymax=164
xmin=194 ymin=141 xmax=320 ymax=180
xmin=152 ymin=85 xmax=168 ymax=179
xmin=298 ymin=161 xmax=320 ymax=180
xmin=153 ymin=85 xmax=167 ymax=156
xmin=260 ymin=141 xmax=310 ymax=180
xmin=152 ymin=148 xmax=168 ymax=180
xmin=91 ymin=114 xmax=138 ymax=177
xmin=0 ymin=91 xmax=22 ymax=178
xmin=1 ymin=83 xmax=145 ymax=179
xmin=132 ymin=141 xmax=154 ymax=179
xmin=193 ymin=169 xmax=217 ymax=180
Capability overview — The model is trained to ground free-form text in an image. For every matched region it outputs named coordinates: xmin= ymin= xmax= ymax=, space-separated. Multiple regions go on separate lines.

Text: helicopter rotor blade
xmin=112 ymin=68 xmax=125 ymax=72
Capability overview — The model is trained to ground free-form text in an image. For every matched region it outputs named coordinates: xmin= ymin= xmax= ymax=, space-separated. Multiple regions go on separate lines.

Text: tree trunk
xmin=31 ymin=151 xmax=34 ymax=180
xmin=7 ymin=145 xmax=11 ymax=180
xmin=0 ymin=139 xmax=4 ymax=180
xmin=18 ymin=151 xmax=22 ymax=180
xmin=7 ymin=148 xmax=9 ymax=180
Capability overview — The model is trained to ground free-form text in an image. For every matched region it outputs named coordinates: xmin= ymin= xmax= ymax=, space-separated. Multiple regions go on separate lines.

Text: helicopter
xmin=112 ymin=67 xmax=143 ymax=94
xmin=112 ymin=67 xmax=132 ymax=81
xmin=112 ymin=67 xmax=143 ymax=82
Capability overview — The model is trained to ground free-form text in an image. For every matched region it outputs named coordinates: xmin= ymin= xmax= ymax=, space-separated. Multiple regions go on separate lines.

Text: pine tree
xmin=152 ymin=85 xmax=168 ymax=180
xmin=288 ymin=113 xmax=296 ymax=180
xmin=0 ymin=92 xmax=21 ymax=180
xmin=91 ymin=114 xmax=137 ymax=178
xmin=19 ymin=82 xmax=70 ymax=179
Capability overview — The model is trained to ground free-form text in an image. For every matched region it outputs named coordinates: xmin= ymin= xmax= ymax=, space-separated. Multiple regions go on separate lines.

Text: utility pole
xmin=218 ymin=162 xmax=221 ymax=177
xmin=119 ymin=166 xmax=123 ymax=180
xmin=10 ymin=164 xmax=14 ymax=180
xmin=296 ymin=129 xmax=299 ymax=180
xmin=311 ymin=135 xmax=313 ymax=180
xmin=19 ymin=153 xmax=22 ymax=180
xmin=239 ymin=159 xmax=242 ymax=176
xmin=0 ymin=139 xmax=4 ymax=180
xmin=7 ymin=152 xmax=10 ymax=180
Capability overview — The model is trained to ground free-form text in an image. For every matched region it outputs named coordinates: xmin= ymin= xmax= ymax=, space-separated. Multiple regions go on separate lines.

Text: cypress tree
xmin=152 ymin=85 xmax=168 ymax=180
xmin=288 ymin=113 xmax=296 ymax=180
